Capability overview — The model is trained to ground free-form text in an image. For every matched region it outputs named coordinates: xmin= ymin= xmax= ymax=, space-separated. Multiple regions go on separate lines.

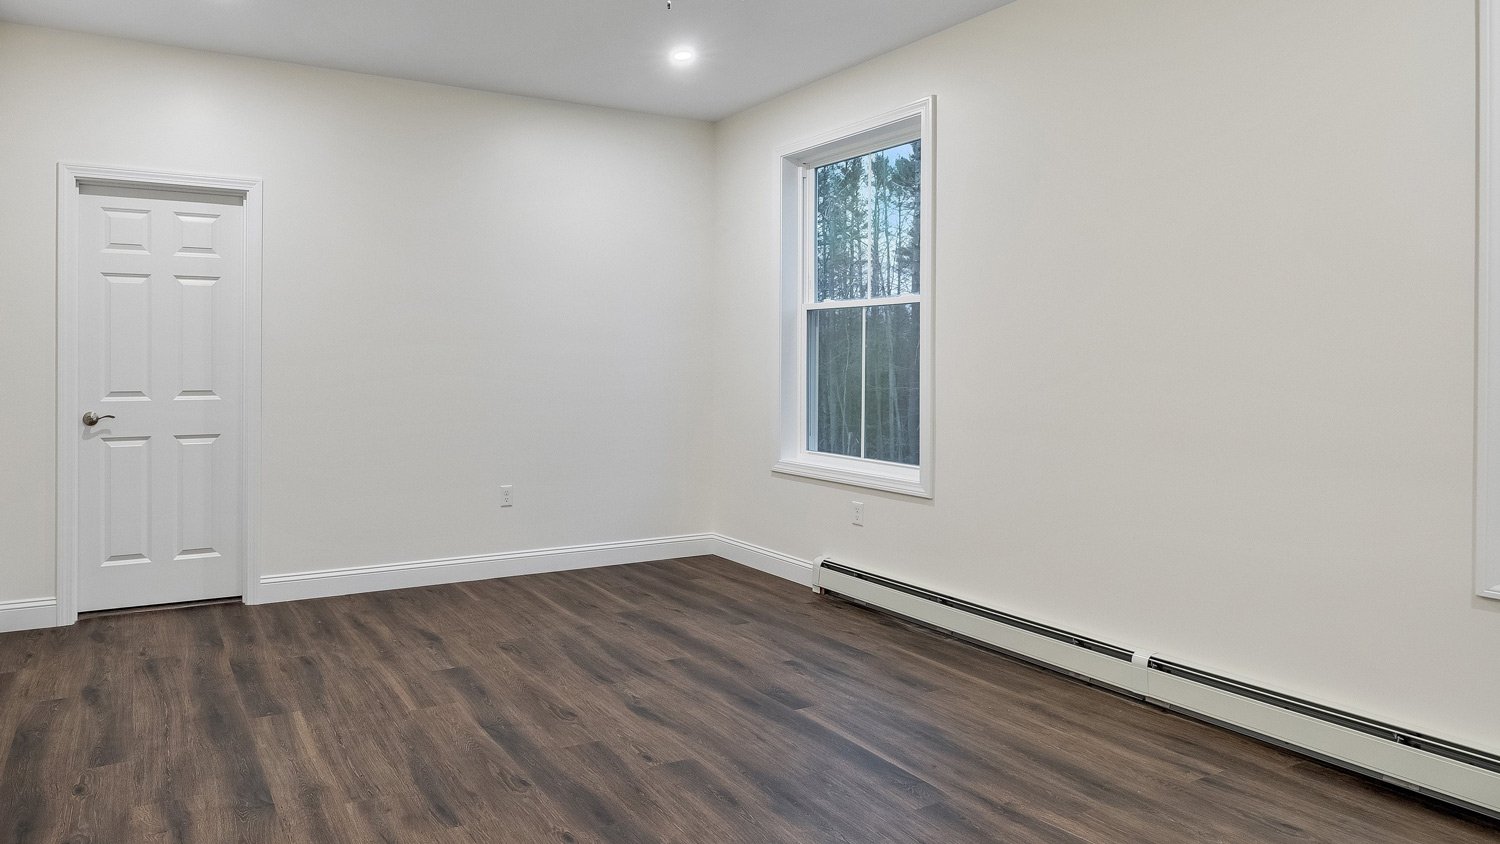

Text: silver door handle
xmin=82 ymin=411 xmax=116 ymax=427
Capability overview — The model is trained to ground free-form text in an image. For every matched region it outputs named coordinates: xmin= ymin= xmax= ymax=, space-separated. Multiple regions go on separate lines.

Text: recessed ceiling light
xmin=669 ymin=47 xmax=696 ymax=66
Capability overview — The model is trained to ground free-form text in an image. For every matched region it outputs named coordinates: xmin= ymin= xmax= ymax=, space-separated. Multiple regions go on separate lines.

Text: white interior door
xmin=74 ymin=184 xmax=246 ymax=612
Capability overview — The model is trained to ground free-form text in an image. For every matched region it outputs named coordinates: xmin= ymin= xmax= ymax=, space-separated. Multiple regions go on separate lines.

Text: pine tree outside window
xmin=775 ymin=99 xmax=934 ymax=498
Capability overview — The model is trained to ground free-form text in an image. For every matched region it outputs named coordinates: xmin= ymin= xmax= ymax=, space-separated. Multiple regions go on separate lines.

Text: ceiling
xmin=0 ymin=0 xmax=1012 ymax=121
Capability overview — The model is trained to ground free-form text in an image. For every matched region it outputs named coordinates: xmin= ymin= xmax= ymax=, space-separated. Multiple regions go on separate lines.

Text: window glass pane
xmin=809 ymin=307 xmax=862 ymax=457
xmin=814 ymin=140 xmax=921 ymax=302
xmin=864 ymin=303 xmax=920 ymax=465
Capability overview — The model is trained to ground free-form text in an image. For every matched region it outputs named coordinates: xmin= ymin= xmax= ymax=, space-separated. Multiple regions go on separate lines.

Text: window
xmin=775 ymin=98 xmax=934 ymax=497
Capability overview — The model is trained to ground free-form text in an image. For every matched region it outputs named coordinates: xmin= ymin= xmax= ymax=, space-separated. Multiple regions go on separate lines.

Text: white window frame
xmin=774 ymin=97 xmax=935 ymax=498
xmin=1479 ymin=3 xmax=1500 ymax=600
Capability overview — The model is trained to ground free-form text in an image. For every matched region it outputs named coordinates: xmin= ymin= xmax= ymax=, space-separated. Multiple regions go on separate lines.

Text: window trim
xmin=774 ymin=97 xmax=935 ymax=499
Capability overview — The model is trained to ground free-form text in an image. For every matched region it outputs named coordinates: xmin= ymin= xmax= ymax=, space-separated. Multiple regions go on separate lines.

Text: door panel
xmin=101 ymin=436 xmax=151 ymax=565
xmin=76 ymin=185 xmax=245 ymax=612
xmin=103 ymin=273 xmax=151 ymax=398
xmin=174 ymin=434 xmax=221 ymax=560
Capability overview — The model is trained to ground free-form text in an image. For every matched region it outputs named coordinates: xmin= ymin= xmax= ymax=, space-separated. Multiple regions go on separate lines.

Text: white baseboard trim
xmin=256 ymin=533 xmax=717 ymax=603
xmin=708 ymin=534 xmax=818 ymax=587
xmin=4 ymin=532 xmax=804 ymax=627
xmin=0 ymin=597 xmax=60 ymax=633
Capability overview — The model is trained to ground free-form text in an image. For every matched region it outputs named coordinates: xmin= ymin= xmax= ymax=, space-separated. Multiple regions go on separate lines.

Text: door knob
xmin=82 ymin=411 xmax=116 ymax=427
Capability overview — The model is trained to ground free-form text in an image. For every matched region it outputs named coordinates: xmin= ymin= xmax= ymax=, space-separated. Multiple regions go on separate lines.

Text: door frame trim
xmin=56 ymin=163 xmax=264 ymax=625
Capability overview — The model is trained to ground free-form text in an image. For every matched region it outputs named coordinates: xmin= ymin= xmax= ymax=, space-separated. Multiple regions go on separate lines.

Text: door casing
xmin=56 ymin=163 xmax=263 ymax=625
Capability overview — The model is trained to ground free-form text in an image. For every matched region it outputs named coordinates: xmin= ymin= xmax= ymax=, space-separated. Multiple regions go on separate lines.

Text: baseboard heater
xmin=816 ymin=560 xmax=1500 ymax=820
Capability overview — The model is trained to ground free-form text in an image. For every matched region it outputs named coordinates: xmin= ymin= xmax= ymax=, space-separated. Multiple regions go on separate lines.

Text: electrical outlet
xmin=501 ymin=485 xmax=514 ymax=507
xmin=851 ymin=501 xmax=864 ymax=526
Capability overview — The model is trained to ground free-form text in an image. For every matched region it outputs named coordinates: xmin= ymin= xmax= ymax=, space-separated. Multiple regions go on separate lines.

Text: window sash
xmin=804 ymin=293 xmax=920 ymax=310
xmin=798 ymin=140 xmax=922 ymax=466
xmin=805 ymin=303 xmax=920 ymax=463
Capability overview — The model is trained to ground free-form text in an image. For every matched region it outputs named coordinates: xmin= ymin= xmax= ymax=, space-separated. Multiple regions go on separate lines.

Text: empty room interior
xmin=4 ymin=0 xmax=1500 ymax=840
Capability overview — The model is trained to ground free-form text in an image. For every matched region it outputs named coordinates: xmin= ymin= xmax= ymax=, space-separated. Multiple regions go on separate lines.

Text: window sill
xmin=772 ymin=458 xmax=931 ymax=499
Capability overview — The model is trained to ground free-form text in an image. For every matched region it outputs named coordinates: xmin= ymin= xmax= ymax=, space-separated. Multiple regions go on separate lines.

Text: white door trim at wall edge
xmin=1478 ymin=0 xmax=1500 ymax=600
xmin=56 ymin=163 xmax=264 ymax=626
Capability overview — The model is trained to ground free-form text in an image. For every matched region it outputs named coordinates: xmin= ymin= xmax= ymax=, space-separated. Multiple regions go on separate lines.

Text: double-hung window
xmin=776 ymin=98 xmax=934 ymax=497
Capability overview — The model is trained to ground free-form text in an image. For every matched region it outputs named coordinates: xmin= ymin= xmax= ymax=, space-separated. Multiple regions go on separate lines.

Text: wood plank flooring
xmin=1 ymin=555 xmax=1496 ymax=843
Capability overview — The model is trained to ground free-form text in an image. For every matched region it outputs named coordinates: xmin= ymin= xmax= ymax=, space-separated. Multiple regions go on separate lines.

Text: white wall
xmin=0 ymin=24 xmax=715 ymax=597
xmin=710 ymin=0 xmax=1500 ymax=752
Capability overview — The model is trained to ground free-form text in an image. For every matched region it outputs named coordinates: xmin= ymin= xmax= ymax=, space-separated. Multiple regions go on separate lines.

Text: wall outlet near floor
xmin=851 ymin=501 xmax=864 ymax=526
xmin=501 ymin=485 xmax=514 ymax=507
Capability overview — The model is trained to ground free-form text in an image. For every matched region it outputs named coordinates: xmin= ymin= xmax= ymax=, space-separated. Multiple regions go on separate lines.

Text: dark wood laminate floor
xmin=1 ymin=556 xmax=1496 ymax=843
